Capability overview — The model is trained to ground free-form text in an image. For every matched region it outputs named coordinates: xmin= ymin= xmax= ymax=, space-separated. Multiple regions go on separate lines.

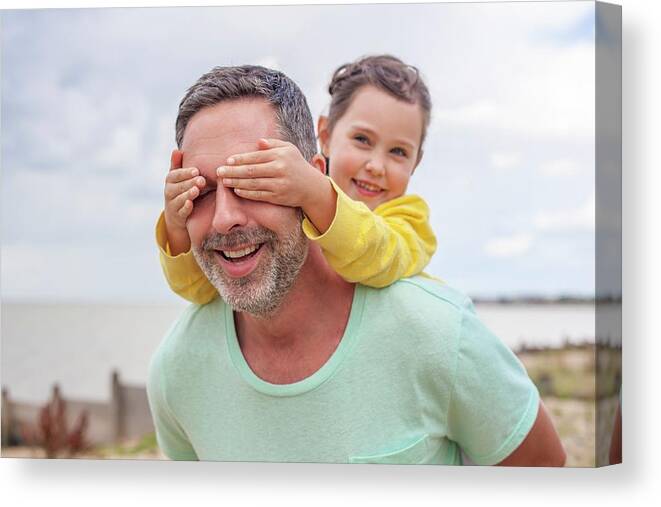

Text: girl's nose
xmin=365 ymin=158 xmax=385 ymax=177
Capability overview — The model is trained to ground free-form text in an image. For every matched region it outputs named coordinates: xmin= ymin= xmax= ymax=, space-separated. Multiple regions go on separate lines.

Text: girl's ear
xmin=317 ymin=116 xmax=330 ymax=156
xmin=310 ymin=153 xmax=327 ymax=175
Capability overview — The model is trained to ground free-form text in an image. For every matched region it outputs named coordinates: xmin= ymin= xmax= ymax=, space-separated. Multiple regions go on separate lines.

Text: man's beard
xmin=192 ymin=221 xmax=308 ymax=318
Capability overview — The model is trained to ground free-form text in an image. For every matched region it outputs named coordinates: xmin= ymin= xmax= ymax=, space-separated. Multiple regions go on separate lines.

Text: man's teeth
xmin=355 ymin=180 xmax=382 ymax=192
xmin=222 ymin=244 xmax=260 ymax=259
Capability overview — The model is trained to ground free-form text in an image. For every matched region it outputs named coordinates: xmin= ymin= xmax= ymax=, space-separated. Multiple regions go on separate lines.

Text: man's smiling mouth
xmin=201 ymin=228 xmax=276 ymax=278
xmin=218 ymin=243 xmax=263 ymax=262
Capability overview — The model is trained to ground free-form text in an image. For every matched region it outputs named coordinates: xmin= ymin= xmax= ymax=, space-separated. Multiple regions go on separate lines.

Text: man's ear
xmin=310 ymin=153 xmax=327 ymax=175
xmin=171 ymin=149 xmax=184 ymax=170
xmin=317 ymin=116 xmax=330 ymax=156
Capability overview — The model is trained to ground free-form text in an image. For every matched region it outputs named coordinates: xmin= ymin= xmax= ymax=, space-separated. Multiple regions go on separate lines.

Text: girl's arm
xmin=217 ymin=139 xmax=438 ymax=288
xmin=156 ymin=212 xmax=218 ymax=305
xmin=302 ymin=180 xmax=437 ymax=288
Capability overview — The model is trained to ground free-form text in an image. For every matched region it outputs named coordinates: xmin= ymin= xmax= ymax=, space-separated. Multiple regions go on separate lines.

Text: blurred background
xmin=1 ymin=2 xmax=620 ymax=465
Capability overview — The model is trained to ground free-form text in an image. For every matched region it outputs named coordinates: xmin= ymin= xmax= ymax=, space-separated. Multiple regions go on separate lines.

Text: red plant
xmin=67 ymin=412 xmax=89 ymax=455
xmin=29 ymin=386 xmax=90 ymax=458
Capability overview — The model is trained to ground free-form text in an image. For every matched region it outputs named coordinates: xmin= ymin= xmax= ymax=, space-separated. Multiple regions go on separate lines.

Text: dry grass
xmin=543 ymin=397 xmax=595 ymax=467
xmin=519 ymin=346 xmax=621 ymax=467
xmin=2 ymin=433 xmax=165 ymax=461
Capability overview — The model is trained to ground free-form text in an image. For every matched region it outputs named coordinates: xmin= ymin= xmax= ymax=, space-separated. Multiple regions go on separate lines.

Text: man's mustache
xmin=201 ymin=227 xmax=277 ymax=251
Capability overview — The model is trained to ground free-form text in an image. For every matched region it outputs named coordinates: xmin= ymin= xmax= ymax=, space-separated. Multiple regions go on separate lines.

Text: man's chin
xmin=198 ymin=250 xmax=280 ymax=315
xmin=192 ymin=227 xmax=308 ymax=317
xmin=217 ymin=277 xmax=282 ymax=318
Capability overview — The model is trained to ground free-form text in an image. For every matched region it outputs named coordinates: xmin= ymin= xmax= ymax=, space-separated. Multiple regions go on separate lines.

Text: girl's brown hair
xmin=326 ymin=55 xmax=432 ymax=153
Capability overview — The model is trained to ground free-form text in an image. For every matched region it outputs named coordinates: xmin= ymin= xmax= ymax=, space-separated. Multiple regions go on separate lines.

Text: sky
xmin=0 ymin=2 xmax=606 ymax=303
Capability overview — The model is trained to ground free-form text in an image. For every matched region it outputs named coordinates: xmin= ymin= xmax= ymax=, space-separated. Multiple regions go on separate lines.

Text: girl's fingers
xmin=233 ymin=188 xmax=274 ymax=202
xmin=217 ymin=161 xmax=280 ymax=179
xmin=170 ymin=186 xmax=198 ymax=212
xmin=225 ymin=146 xmax=280 ymax=166
xmin=177 ymin=199 xmax=194 ymax=218
xmin=222 ymin=177 xmax=277 ymax=192
xmin=166 ymin=167 xmax=200 ymax=183
xmin=260 ymin=138 xmax=289 ymax=148
xmin=165 ymin=176 xmax=206 ymax=200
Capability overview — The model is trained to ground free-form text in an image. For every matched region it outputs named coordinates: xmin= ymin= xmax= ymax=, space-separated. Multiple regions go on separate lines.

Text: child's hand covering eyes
xmin=163 ymin=149 xmax=206 ymax=243
xmin=217 ymin=138 xmax=327 ymax=210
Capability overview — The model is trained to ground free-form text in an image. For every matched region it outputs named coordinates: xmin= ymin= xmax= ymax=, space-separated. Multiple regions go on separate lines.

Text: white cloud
xmin=436 ymin=100 xmax=499 ymax=128
xmin=1 ymin=243 xmax=100 ymax=299
xmin=93 ymin=102 xmax=150 ymax=169
xmin=484 ymin=234 xmax=534 ymax=258
xmin=3 ymin=166 xmax=161 ymax=245
xmin=434 ymin=41 xmax=595 ymax=139
xmin=491 ymin=152 xmax=522 ymax=170
xmin=539 ymin=158 xmax=582 ymax=177
xmin=1 ymin=240 xmax=168 ymax=303
xmin=255 ymin=56 xmax=281 ymax=70
xmin=533 ymin=194 xmax=595 ymax=231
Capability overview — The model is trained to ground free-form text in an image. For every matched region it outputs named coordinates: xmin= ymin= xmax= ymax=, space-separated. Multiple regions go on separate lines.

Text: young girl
xmin=156 ymin=55 xmax=438 ymax=304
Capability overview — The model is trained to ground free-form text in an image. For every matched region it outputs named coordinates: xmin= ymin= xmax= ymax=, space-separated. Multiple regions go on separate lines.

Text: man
xmin=147 ymin=65 xmax=566 ymax=466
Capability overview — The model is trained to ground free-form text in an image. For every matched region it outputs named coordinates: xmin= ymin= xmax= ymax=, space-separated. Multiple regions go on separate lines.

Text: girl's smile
xmin=352 ymin=178 xmax=386 ymax=197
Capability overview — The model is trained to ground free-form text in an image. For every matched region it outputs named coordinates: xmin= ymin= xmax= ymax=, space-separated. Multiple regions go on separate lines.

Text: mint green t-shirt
xmin=147 ymin=277 xmax=539 ymax=465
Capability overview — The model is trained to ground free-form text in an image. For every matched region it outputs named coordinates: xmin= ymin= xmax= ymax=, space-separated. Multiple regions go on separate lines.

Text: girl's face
xmin=319 ymin=85 xmax=424 ymax=210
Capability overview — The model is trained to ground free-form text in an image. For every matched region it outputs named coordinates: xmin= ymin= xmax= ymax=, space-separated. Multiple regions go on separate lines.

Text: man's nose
xmin=212 ymin=184 xmax=249 ymax=234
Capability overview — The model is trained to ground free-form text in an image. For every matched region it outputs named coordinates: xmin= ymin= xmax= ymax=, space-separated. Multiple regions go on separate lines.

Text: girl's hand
xmin=217 ymin=138 xmax=327 ymax=210
xmin=163 ymin=149 xmax=206 ymax=255
xmin=164 ymin=150 xmax=206 ymax=231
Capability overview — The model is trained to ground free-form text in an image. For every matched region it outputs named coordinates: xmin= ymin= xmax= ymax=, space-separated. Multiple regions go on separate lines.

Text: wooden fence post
xmin=111 ymin=370 xmax=124 ymax=442
xmin=1 ymin=388 xmax=11 ymax=447
xmin=52 ymin=383 xmax=61 ymax=402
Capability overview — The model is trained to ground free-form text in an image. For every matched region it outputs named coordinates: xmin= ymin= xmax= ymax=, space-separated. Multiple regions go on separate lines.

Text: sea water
xmin=1 ymin=301 xmax=597 ymax=403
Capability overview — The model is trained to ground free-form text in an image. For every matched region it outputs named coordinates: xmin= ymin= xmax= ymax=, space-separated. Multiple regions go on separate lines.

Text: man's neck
xmin=234 ymin=245 xmax=355 ymax=384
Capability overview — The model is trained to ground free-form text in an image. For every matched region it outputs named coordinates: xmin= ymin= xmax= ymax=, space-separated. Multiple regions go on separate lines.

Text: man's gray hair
xmin=176 ymin=65 xmax=317 ymax=161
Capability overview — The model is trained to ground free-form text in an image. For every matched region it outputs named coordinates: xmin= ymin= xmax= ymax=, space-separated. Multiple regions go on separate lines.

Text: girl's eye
xmin=391 ymin=147 xmax=408 ymax=157
xmin=354 ymin=134 xmax=369 ymax=144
